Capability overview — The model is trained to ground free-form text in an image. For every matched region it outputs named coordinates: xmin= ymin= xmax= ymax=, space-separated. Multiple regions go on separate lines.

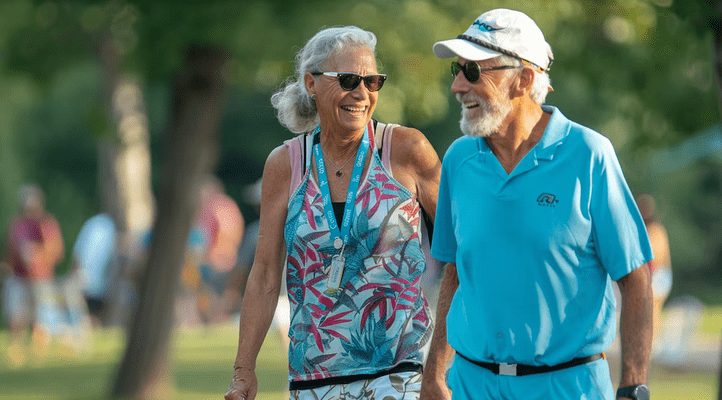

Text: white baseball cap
xmin=433 ymin=9 xmax=554 ymax=71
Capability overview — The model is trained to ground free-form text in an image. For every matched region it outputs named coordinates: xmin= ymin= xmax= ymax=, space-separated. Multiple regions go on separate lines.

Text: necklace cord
xmin=323 ymin=150 xmax=355 ymax=172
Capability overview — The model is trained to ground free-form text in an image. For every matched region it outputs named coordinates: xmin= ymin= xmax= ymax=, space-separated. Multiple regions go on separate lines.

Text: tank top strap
xmin=380 ymin=123 xmax=397 ymax=173
xmin=284 ymin=133 xmax=313 ymax=197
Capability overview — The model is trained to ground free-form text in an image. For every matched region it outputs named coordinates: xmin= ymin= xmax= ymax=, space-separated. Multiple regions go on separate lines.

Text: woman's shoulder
xmin=384 ymin=124 xmax=440 ymax=189
xmin=387 ymin=124 xmax=437 ymax=161
xmin=263 ymin=143 xmax=293 ymax=181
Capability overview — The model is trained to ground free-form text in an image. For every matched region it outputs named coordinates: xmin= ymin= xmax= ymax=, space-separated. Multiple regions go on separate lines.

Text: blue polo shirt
xmin=431 ymin=105 xmax=653 ymax=366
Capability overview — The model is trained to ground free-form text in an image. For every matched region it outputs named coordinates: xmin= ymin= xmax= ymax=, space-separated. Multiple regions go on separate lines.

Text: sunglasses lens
xmin=338 ymin=74 xmax=362 ymax=91
xmin=451 ymin=61 xmax=479 ymax=83
xmin=364 ymin=75 xmax=386 ymax=92
xmin=465 ymin=62 xmax=480 ymax=82
xmin=451 ymin=62 xmax=462 ymax=78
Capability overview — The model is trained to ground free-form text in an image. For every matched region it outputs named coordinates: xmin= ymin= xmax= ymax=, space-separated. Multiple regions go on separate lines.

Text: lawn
xmin=0 ymin=324 xmax=289 ymax=400
xmin=1 ymin=307 xmax=720 ymax=399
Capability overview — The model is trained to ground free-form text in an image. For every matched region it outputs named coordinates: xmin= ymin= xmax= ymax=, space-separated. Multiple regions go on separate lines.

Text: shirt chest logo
xmin=537 ymin=193 xmax=559 ymax=207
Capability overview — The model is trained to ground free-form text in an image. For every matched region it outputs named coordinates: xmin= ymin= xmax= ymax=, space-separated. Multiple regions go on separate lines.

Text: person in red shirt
xmin=195 ymin=176 xmax=244 ymax=324
xmin=2 ymin=184 xmax=65 ymax=365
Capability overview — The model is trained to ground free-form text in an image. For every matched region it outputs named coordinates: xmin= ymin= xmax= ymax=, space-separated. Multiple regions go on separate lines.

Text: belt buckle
xmin=498 ymin=363 xmax=517 ymax=376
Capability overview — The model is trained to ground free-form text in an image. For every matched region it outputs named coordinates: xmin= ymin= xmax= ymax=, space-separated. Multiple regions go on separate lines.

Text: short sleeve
xmin=590 ymin=139 xmax=653 ymax=281
xmin=431 ymin=153 xmax=457 ymax=263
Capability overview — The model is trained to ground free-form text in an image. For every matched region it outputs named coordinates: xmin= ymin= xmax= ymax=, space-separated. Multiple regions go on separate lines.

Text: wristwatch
xmin=616 ymin=384 xmax=650 ymax=400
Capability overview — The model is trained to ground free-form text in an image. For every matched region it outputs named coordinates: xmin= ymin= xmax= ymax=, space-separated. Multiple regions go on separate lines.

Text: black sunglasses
xmin=451 ymin=61 xmax=518 ymax=83
xmin=312 ymin=72 xmax=387 ymax=92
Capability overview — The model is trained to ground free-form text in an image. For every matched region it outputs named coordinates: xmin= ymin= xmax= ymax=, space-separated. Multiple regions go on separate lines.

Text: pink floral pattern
xmin=285 ymin=153 xmax=431 ymax=382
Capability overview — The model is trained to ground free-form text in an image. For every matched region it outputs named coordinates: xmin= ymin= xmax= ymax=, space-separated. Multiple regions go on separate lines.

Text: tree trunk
xmin=715 ymin=0 xmax=722 ymax=122
xmin=97 ymin=35 xmax=155 ymax=328
xmin=111 ymin=45 xmax=229 ymax=399
xmin=714 ymin=2 xmax=722 ymax=399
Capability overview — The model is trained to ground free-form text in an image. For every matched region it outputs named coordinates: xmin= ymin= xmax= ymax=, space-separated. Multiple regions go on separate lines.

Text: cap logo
xmin=472 ymin=20 xmax=502 ymax=32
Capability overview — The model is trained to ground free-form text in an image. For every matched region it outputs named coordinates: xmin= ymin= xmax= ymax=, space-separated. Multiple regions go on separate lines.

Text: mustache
xmin=456 ymin=93 xmax=484 ymax=104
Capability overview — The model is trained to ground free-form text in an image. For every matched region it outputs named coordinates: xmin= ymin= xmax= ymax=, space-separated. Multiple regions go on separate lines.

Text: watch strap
xmin=616 ymin=385 xmax=649 ymax=400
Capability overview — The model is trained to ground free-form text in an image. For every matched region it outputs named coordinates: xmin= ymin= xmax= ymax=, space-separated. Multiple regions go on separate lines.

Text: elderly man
xmin=421 ymin=9 xmax=653 ymax=400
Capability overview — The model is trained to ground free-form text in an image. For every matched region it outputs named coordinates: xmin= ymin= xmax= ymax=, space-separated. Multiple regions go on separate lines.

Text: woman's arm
xmin=225 ymin=145 xmax=291 ymax=400
xmin=388 ymin=126 xmax=442 ymax=221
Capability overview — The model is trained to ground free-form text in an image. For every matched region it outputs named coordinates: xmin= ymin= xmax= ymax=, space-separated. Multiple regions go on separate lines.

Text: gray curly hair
xmin=271 ymin=26 xmax=378 ymax=134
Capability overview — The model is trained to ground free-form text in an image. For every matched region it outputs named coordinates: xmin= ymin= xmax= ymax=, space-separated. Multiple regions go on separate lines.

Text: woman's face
xmin=306 ymin=45 xmax=379 ymax=134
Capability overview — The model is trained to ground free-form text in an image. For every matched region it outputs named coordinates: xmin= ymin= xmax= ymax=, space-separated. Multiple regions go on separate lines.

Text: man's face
xmin=451 ymin=57 xmax=514 ymax=137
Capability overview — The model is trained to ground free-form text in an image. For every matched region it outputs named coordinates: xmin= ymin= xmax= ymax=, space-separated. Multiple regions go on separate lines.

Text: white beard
xmin=457 ymin=93 xmax=512 ymax=138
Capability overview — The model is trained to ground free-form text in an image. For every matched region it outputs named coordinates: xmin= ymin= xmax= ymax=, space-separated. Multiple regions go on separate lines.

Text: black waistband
xmin=456 ymin=352 xmax=605 ymax=376
xmin=289 ymin=362 xmax=423 ymax=391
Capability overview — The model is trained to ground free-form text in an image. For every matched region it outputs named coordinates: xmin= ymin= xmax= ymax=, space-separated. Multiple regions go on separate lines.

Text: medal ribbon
xmin=312 ymin=121 xmax=373 ymax=250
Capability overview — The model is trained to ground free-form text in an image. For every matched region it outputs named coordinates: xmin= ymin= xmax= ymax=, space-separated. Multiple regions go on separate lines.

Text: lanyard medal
xmin=312 ymin=121 xmax=373 ymax=293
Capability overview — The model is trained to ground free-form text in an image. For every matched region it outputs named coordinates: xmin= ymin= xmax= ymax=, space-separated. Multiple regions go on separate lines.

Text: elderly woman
xmin=225 ymin=26 xmax=442 ymax=400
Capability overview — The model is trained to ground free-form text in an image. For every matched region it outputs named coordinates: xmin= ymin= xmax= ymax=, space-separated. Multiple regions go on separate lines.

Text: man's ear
xmin=514 ymin=67 xmax=535 ymax=97
xmin=304 ymin=72 xmax=316 ymax=97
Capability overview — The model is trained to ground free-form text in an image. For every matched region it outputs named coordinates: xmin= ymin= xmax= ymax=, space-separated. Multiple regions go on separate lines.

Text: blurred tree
xmin=0 ymin=1 xmax=155 ymax=280
xmin=0 ymin=0 xmax=721 ymax=394
xmin=1 ymin=1 xmax=719 ymax=242
xmin=112 ymin=44 xmax=229 ymax=399
xmin=714 ymin=0 xmax=722 ymax=125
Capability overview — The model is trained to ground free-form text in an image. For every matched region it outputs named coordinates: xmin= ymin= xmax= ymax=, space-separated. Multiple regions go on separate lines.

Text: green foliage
xmin=0 ymin=0 xmax=719 ymax=290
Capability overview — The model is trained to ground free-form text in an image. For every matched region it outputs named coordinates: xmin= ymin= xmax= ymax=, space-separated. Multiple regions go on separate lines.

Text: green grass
xmin=701 ymin=306 xmax=722 ymax=336
xmin=0 ymin=319 xmax=719 ymax=399
xmin=0 ymin=325 xmax=289 ymax=400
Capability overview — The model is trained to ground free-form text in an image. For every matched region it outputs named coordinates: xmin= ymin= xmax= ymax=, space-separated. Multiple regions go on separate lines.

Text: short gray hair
xmin=271 ymin=26 xmax=378 ymax=134
xmin=495 ymin=55 xmax=552 ymax=105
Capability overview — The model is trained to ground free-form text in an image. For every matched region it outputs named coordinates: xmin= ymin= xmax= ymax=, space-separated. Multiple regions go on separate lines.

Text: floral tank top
xmin=283 ymin=122 xmax=432 ymax=383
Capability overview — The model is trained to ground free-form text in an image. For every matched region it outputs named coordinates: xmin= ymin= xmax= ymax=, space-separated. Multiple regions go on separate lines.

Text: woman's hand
xmin=420 ymin=373 xmax=452 ymax=400
xmin=224 ymin=366 xmax=257 ymax=400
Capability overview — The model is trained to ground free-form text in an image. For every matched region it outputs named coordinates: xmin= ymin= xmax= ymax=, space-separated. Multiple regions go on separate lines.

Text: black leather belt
xmin=457 ymin=352 xmax=605 ymax=377
xmin=289 ymin=362 xmax=423 ymax=391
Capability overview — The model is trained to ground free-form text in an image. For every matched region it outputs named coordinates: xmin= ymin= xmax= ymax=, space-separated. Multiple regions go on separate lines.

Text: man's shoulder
xmin=439 ymin=136 xmax=482 ymax=176
xmin=548 ymin=107 xmax=614 ymax=155
xmin=444 ymin=135 xmax=479 ymax=158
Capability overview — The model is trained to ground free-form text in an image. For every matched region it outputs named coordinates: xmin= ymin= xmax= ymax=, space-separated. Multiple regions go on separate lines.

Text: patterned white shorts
xmin=289 ymin=371 xmax=422 ymax=400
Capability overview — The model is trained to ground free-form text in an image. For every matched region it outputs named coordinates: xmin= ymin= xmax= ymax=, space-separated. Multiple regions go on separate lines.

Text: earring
xmin=310 ymin=94 xmax=316 ymax=101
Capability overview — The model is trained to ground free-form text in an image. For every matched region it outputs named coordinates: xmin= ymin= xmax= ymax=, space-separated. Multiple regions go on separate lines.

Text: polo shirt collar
xmin=535 ymin=105 xmax=570 ymax=161
xmin=477 ymin=105 xmax=570 ymax=158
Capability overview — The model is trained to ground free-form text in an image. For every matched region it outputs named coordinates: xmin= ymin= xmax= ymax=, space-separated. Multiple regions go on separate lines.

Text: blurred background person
xmin=69 ymin=213 xmax=117 ymax=328
xmin=220 ymin=177 xmax=290 ymax=349
xmin=1 ymin=184 xmax=65 ymax=366
xmin=138 ymin=175 xmax=245 ymax=328
xmin=137 ymin=213 xmax=207 ymax=328
xmin=173 ymin=223 xmax=208 ymax=328
xmin=636 ymin=194 xmax=673 ymax=345
xmin=196 ymin=176 xmax=245 ymax=325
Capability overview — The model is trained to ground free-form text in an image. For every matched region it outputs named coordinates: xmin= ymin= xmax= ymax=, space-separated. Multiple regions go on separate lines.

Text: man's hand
xmin=419 ymin=263 xmax=457 ymax=400
xmin=224 ymin=366 xmax=257 ymax=400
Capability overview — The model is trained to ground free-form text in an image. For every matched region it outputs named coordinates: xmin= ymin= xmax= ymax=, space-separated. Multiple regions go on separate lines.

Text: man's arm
xmin=420 ymin=262 xmax=458 ymax=400
xmin=616 ymin=264 xmax=653 ymax=399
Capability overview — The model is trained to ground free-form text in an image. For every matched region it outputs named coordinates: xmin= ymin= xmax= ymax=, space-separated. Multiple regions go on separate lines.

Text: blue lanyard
xmin=312 ymin=123 xmax=370 ymax=250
